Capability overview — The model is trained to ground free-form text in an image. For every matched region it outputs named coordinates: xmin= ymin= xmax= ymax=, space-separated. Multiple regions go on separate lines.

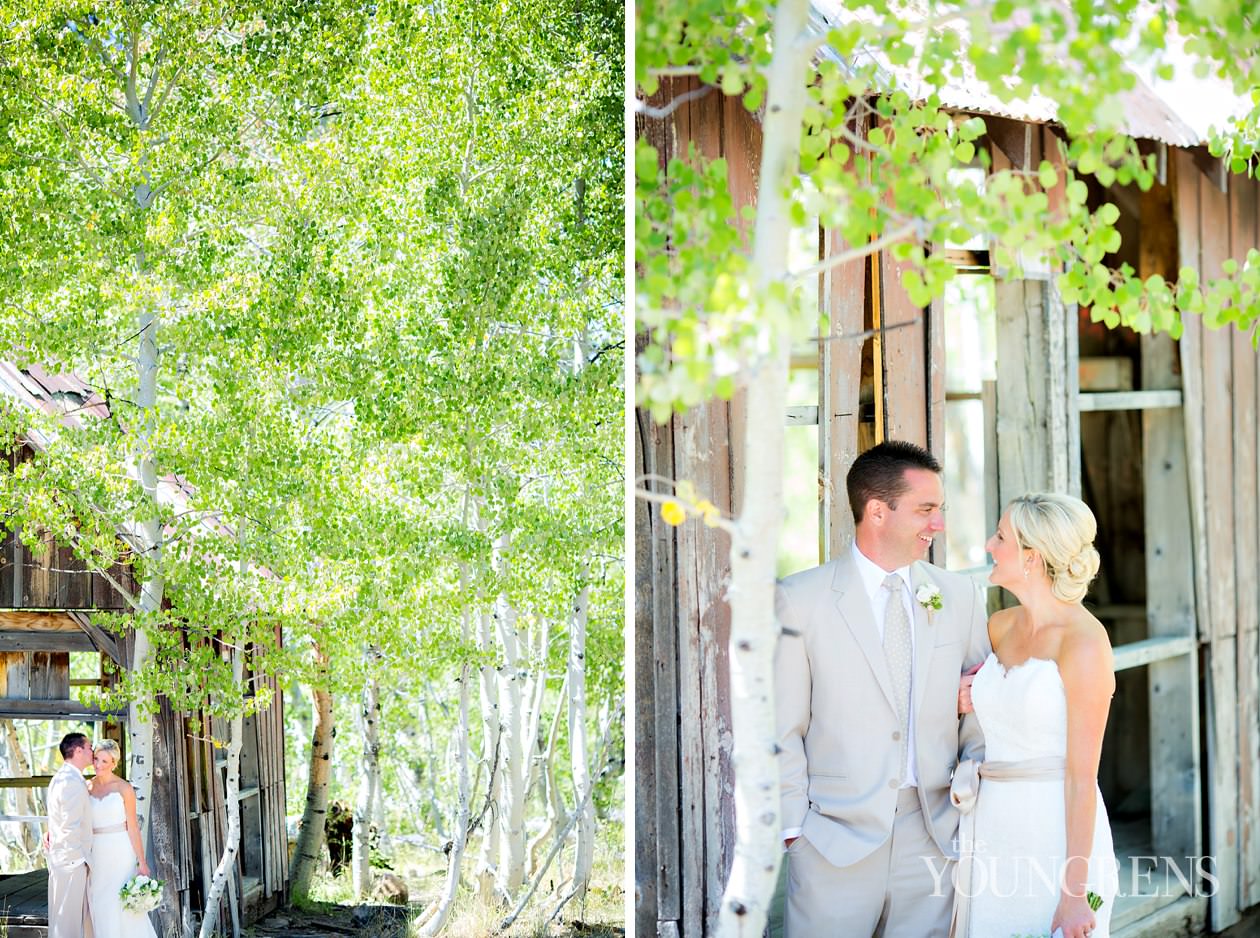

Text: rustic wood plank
xmin=66 ymin=612 xmax=123 ymax=665
xmin=0 ymin=652 xmax=30 ymax=700
xmin=1141 ymin=312 xmax=1202 ymax=885
xmin=994 ymin=280 xmax=1052 ymax=505
xmin=1173 ymin=150 xmax=1212 ymax=647
xmin=879 ymin=234 xmax=928 ymax=446
xmin=1077 ymin=390 xmax=1183 ymax=411
xmin=1207 ymin=635 xmax=1242 ymax=931
xmin=1230 ymin=172 xmax=1260 ymax=907
xmin=645 ymin=407 xmax=681 ymax=934
xmin=1199 ymin=166 xmax=1236 ymax=645
xmin=21 ymin=532 xmax=55 ymax=609
xmin=0 ymin=699 xmax=122 ymax=720
xmin=0 ymin=612 xmax=86 ymax=632
xmin=820 ymin=224 xmax=865 ymax=558
xmin=27 ymin=651 xmax=68 ymax=700
xmin=0 ymin=632 xmax=96 ymax=653
xmin=674 ymin=395 xmax=734 ymax=935
xmin=1198 ymin=161 xmax=1241 ymax=931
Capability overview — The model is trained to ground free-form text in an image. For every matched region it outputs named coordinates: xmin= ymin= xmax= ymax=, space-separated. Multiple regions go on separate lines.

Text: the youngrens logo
xmin=921 ymin=853 xmax=1220 ymax=899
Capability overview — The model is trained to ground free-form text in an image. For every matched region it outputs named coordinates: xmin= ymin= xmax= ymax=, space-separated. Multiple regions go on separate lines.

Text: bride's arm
xmin=1053 ymin=630 xmax=1115 ymax=938
xmin=121 ymin=784 xmax=152 ymax=877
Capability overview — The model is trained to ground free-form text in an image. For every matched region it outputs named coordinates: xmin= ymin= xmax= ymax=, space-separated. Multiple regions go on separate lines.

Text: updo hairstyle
xmin=1006 ymin=493 xmax=1101 ymax=603
xmin=94 ymin=738 xmax=122 ymax=767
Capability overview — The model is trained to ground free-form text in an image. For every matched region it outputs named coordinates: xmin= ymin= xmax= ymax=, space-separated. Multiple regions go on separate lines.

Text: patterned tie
xmin=882 ymin=573 xmax=913 ymax=782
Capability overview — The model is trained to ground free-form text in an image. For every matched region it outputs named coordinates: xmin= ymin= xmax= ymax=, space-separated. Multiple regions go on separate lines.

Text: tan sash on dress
xmin=948 ymin=756 xmax=1066 ymax=938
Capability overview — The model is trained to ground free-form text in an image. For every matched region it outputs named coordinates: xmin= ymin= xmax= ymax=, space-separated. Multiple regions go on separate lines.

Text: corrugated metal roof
xmin=809 ymin=0 xmax=1245 ymax=148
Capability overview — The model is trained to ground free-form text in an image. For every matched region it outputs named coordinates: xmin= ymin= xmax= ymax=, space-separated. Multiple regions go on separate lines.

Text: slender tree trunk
xmin=527 ymin=676 xmax=567 ymax=877
xmin=416 ymin=579 xmax=475 ymax=936
xmin=493 ymin=535 xmax=526 ymax=898
xmin=0 ymin=721 xmax=40 ymax=859
xmin=474 ymin=603 xmax=501 ymax=902
xmin=197 ymin=647 xmax=244 ymax=938
xmin=521 ymin=618 xmax=549 ymax=803
xmin=287 ymin=662 xmax=334 ymax=901
xmin=352 ymin=669 xmax=381 ymax=898
xmin=566 ymin=585 xmax=594 ymax=900
xmin=129 ymin=303 xmax=163 ymax=841
xmin=714 ymin=1 xmax=809 ymax=935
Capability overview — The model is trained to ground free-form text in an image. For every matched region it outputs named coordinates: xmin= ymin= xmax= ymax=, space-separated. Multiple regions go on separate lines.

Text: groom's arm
xmin=774 ymin=584 xmax=810 ymax=843
xmin=63 ymin=781 xmax=92 ymax=868
xmin=958 ymin=578 xmax=990 ymax=765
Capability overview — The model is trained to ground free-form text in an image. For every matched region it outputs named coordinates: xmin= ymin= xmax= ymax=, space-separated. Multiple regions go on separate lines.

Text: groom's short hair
xmin=58 ymin=733 xmax=89 ymax=760
xmin=847 ymin=440 xmax=941 ymax=523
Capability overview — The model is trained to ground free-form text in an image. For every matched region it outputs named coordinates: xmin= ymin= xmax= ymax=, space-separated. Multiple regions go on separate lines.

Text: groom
xmin=775 ymin=440 xmax=990 ymax=936
xmin=46 ymin=732 xmax=94 ymax=938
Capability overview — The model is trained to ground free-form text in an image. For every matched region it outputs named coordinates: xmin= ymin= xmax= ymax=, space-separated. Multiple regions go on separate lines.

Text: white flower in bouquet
xmin=119 ymin=874 xmax=163 ymax=913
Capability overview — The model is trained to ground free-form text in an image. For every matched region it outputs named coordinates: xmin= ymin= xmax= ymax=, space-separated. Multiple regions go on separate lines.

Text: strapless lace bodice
xmin=90 ymin=790 xmax=126 ymax=828
xmin=970 ymin=652 xmax=1067 ymax=761
xmin=962 ymin=651 xmax=1118 ymax=937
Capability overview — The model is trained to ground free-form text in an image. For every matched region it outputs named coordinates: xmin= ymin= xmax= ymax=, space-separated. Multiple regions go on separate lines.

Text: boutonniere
xmin=916 ymin=583 xmax=943 ymax=612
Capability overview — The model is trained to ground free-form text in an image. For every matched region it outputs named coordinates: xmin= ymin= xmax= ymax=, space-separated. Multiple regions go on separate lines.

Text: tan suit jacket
xmin=775 ymin=552 xmax=990 ymax=869
xmin=47 ymin=761 xmax=94 ymax=938
xmin=47 ymin=762 xmax=93 ymax=870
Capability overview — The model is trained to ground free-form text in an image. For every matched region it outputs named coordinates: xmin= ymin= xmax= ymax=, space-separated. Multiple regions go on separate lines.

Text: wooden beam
xmin=0 ymin=699 xmax=124 ymax=721
xmin=65 ymin=611 xmax=123 ymax=665
xmin=0 ymin=632 xmax=95 ymax=653
xmin=1111 ymin=635 xmax=1196 ymax=672
xmin=1078 ymin=390 xmax=1183 ymax=411
xmin=0 ymin=611 xmax=83 ymax=631
xmin=785 ymin=406 xmax=819 ymax=426
xmin=820 ymin=215 xmax=865 ymax=561
xmin=0 ymin=777 xmax=53 ymax=789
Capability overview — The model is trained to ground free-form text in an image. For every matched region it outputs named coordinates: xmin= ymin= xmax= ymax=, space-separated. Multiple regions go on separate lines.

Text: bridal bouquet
xmin=119 ymin=874 xmax=163 ymax=913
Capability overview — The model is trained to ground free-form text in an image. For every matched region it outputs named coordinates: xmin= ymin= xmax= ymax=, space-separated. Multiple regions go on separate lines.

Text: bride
xmin=955 ymin=493 xmax=1120 ymax=938
xmin=87 ymin=739 xmax=158 ymax=938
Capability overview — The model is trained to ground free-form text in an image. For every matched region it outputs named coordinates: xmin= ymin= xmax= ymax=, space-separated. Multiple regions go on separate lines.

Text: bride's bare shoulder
xmin=987 ymin=606 xmax=1018 ymax=647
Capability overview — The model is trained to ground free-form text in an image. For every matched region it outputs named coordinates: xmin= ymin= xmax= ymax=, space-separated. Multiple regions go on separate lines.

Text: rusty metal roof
xmin=808 ymin=0 xmax=1246 ymax=148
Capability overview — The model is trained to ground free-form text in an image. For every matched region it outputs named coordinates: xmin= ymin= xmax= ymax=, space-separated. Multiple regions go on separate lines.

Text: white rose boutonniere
xmin=916 ymin=584 xmax=943 ymax=612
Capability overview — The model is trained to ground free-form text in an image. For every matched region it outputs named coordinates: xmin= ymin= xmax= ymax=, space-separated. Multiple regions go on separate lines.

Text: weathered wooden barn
xmin=636 ymin=31 xmax=1260 ymax=938
xmin=0 ymin=364 xmax=288 ymax=938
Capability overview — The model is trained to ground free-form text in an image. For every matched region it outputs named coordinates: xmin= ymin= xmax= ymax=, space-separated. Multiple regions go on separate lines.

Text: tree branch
xmin=141 ymin=45 xmax=166 ymax=121
xmin=635 ymin=84 xmax=715 ymax=120
xmin=789 ymin=222 xmax=919 ymax=281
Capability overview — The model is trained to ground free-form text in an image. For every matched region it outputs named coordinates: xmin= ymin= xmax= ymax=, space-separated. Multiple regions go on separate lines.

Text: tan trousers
xmin=48 ymin=862 xmax=93 ymax=938
xmin=785 ymin=787 xmax=954 ymax=938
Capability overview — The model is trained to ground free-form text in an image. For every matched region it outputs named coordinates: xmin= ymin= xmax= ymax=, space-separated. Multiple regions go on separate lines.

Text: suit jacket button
xmin=888 ymin=779 xmax=898 ymax=789
xmin=892 ymin=731 xmax=901 ymax=741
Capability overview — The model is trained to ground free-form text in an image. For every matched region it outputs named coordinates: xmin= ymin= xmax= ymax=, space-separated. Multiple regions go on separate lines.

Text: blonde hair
xmin=1006 ymin=493 xmax=1101 ymax=603
xmin=94 ymin=739 xmax=121 ymax=766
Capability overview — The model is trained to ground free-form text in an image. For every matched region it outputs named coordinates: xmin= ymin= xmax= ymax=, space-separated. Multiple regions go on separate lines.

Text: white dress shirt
xmin=782 ymin=544 xmax=919 ymax=845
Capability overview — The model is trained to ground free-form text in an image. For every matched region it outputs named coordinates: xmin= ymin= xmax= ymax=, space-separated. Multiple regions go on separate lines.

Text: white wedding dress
xmin=88 ymin=790 xmax=158 ymax=938
xmin=967 ymin=653 xmax=1119 ymax=937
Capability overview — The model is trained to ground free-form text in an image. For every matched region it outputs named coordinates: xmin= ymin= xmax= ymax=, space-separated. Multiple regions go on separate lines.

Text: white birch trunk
xmin=493 ymin=534 xmax=527 ymax=898
xmin=527 ymin=674 xmax=567 ymax=877
xmin=521 ymin=618 xmax=549 ymax=803
xmin=416 ymin=572 xmax=475 ymax=936
xmin=566 ymin=586 xmax=594 ymax=899
xmin=122 ymin=34 xmax=162 ymax=842
xmin=1 ymin=721 xmax=40 ymax=859
xmin=197 ymin=648 xmax=243 ymax=938
xmin=287 ymin=669 xmax=334 ymax=901
xmin=128 ymin=304 xmax=162 ymax=842
xmin=474 ymin=603 xmax=501 ymax=902
xmin=352 ymin=670 xmax=381 ymax=899
xmin=715 ymin=1 xmax=810 ymax=934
